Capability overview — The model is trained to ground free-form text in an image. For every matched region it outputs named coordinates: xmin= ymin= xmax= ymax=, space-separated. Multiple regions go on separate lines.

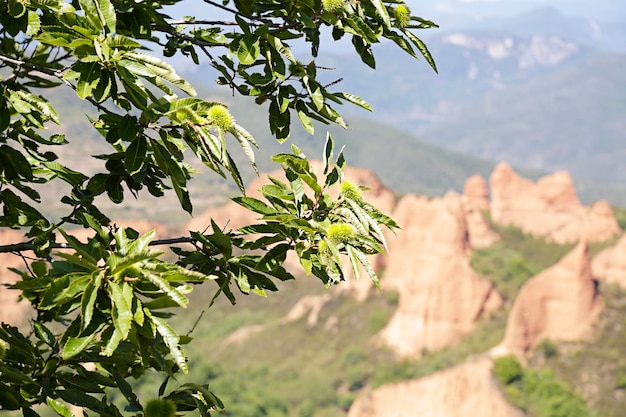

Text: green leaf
xmin=78 ymin=0 xmax=104 ymax=32
xmin=147 ymin=274 xmax=188 ymax=308
xmin=33 ymin=321 xmax=55 ymax=347
xmin=236 ymin=35 xmax=260 ymax=65
xmin=76 ymin=62 xmax=101 ymax=99
xmin=347 ymin=199 xmax=389 ymax=251
xmin=346 ymin=245 xmax=361 ymax=282
xmin=46 ymin=397 xmax=74 ymax=417
xmin=353 ymin=246 xmax=380 ymax=289
xmin=0 ymin=145 xmax=34 ymax=180
xmin=101 ymin=327 xmax=122 ymax=356
xmin=26 ymin=11 xmax=41 ymax=36
xmin=96 ymin=0 xmax=116 ymax=34
xmin=125 ymin=52 xmax=197 ymax=96
xmin=344 ymin=15 xmax=379 ymax=43
xmin=323 ymin=133 xmax=334 ymax=175
xmin=233 ymin=196 xmax=275 ymax=216
xmin=62 ymin=332 xmax=96 ymax=359
xmin=108 ymin=368 xmax=141 ymax=411
xmin=403 ymin=29 xmax=438 ymax=73
xmin=371 ymin=0 xmax=392 ymax=28
xmin=149 ymin=313 xmax=188 ymax=374
xmin=108 ymin=282 xmax=133 ymax=339
xmin=57 ymin=229 xmax=98 ymax=267
xmin=297 ymin=108 xmax=314 ymax=134
xmin=80 ymin=271 xmax=102 ymax=330
xmin=57 ymin=389 xmax=118 ymax=417
xmin=231 ymin=124 xmax=258 ymax=173
xmin=335 ymin=92 xmax=373 ymax=111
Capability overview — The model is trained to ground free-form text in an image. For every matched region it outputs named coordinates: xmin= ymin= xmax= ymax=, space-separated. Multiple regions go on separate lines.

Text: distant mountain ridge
xmin=417 ymin=53 xmax=626 ymax=187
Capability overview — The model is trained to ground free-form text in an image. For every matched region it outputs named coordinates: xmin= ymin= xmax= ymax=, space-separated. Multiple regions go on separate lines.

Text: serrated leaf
xmin=125 ymin=52 xmax=197 ymax=96
xmin=344 ymin=15 xmax=379 ymax=43
xmin=76 ymin=62 xmax=101 ymax=99
xmin=352 ymin=247 xmax=379 ymax=289
xmin=56 ymin=389 xmax=117 ymax=417
xmin=335 ymin=92 xmax=373 ymax=111
xmin=96 ymin=0 xmax=116 ymax=34
xmin=80 ymin=271 xmax=102 ymax=330
xmin=231 ymin=124 xmax=257 ymax=173
xmin=403 ymin=30 xmax=438 ymax=73
xmin=47 ymin=397 xmax=75 ymax=417
xmin=33 ymin=321 xmax=55 ymax=347
xmin=149 ymin=314 xmax=188 ymax=374
xmin=108 ymin=282 xmax=133 ymax=339
xmin=236 ymin=35 xmax=260 ymax=65
xmin=147 ymin=274 xmax=188 ymax=308
xmin=371 ymin=0 xmax=391 ymax=28
xmin=125 ymin=136 xmax=147 ymax=175
xmin=26 ymin=11 xmax=41 ymax=36
xmin=297 ymin=109 xmax=314 ymax=134
xmin=346 ymin=245 xmax=361 ymax=282
xmin=78 ymin=0 xmax=104 ymax=32
xmin=101 ymin=327 xmax=122 ymax=356
xmin=62 ymin=332 xmax=96 ymax=359
xmin=57 ymin=229 xmax=98 ymax=267
xmin=233 ymin=196 xmax=275 ymax=215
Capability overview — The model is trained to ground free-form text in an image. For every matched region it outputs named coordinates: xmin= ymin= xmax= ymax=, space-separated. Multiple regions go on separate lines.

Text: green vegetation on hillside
xmin=528 ymin=282 xmax=626 ymax=417
xmin=494 ymin=355 xmax=593 ymax=417
xmin=148 ymin=218 xmax=625 ymax=417
xmin=471 ymin=221 xmax=573 ymax=302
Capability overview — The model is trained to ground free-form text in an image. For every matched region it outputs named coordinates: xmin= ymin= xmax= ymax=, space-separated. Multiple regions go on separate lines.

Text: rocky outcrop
xmin=495 ymin=241 xmax=599 ymax=358
xmin=592 ymin=233 xmax=626 ymax=288
xmin=489 ymin=162 xmax=620 ymax=244
xmin=379 ymin=192 xmax=501 ymax=357
xmin=347 ymin=357 xmax=524 ymax=417
xmin=464 ymin=174 xmax=490 ymax=211
xmin=462 ymin=174 xmax=500 ymax=249
xmin=281 ymin=293 xmax=333 ymax=327
xmin=0 ymin=229 xmax=32 ymax=325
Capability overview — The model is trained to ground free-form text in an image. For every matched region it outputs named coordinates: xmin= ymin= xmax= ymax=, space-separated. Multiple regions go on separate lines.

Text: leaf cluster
xmin=0 ymin=0 xmax=435 ymax=415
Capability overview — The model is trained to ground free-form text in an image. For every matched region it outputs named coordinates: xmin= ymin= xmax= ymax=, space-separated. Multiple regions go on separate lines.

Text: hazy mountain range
xmin=174 ymin=4 xmax=626 ymax=205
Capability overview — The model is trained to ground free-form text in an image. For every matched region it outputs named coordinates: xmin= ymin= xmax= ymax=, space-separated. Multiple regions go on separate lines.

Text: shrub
xmin=537 ymin=338 xmax=560 ymax=359
xmin=493 ymin=355 xmax=523 ymax=384
xmin=367 ymin=308 xmax=391 ymax=333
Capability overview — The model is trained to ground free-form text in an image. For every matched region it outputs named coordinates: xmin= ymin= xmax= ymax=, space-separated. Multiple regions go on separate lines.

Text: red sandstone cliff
xmin=489 ymin=162 xmax=620 ymax=244
xmin=378 ymin=192 xmax=501 ymax=357
xmin=494 ymin=240 xmax=599 ymax=358
xmin=462 ymin=174 xmax=500 ymax=249
xmin=347 ymin=358 xmax=524 ymax=417
xmin=592 ymin=232 xmax=626 ymax=288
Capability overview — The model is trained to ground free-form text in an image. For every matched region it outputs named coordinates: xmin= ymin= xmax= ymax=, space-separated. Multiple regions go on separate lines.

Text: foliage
xmin=493 ymin=355 xmax=523 ymax=384
xmin=0 ymin=1 xmax=438 ymax=416
xmin=528 ymin=282 xmax=626 ymax=417
xmin=494 ymin=355 xmax=593 ymax=417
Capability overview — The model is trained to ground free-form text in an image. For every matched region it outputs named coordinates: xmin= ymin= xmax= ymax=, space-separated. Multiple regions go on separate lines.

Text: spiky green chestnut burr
xmin=144 ymin=399 xmax=176 ymax=417
xmin=327 ymin=223 xmax=356 ymax=244
xmin=394 ymin=5 xmax=411 ymax=28
xmin=208 ymin=105 xmax=235 ymax=131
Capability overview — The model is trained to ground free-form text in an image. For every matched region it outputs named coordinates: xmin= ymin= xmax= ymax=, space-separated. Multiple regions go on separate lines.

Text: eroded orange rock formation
xmin=462 ymin=174 xmax=500 ymax=249
xmin=489 ymin=162 xmax=620 ymax=243
xmin=379 ymin=192 xmax=501 ymax=357
xmin=592 ymin=233 xmax=626 ymax=288
xmin=495 ymin=240 xmax=599 ymax=358
xmin=0 ymin=229 xmax=32 ymax=325
xmin=347 ymin=357 xmax=524 ymax=417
